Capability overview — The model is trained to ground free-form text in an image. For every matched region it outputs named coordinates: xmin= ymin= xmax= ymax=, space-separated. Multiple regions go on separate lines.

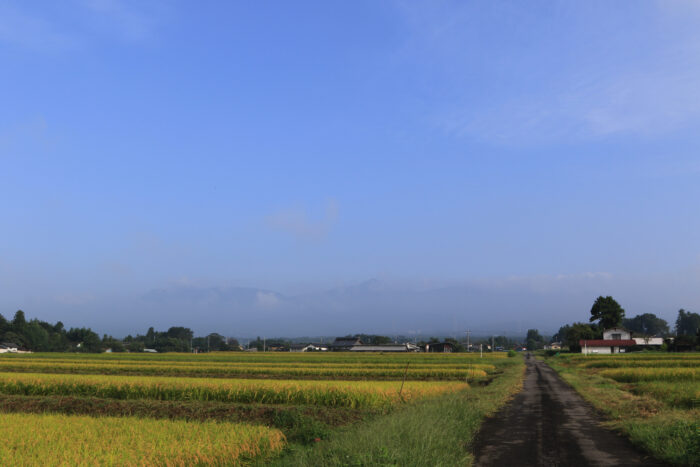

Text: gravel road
xmin=473 ymin=353 xmax=665 ymax=466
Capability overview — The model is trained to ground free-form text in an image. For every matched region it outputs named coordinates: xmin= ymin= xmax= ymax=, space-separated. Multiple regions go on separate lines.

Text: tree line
xmin=552 ymin=297 xmax=700 ymax=352
xmin=0 ymin=310 xmax=240 ymax=353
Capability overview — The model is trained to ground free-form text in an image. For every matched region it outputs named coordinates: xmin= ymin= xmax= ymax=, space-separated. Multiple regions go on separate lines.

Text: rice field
xmin=0 ymin=358 xmax=495 ymax=380
xmin=0 ymin=412 xmax=286 ymax=466
xmin=0 ymin=351 xmax=518 ymax=464
xmin=0 ymin=371 xmax=470 ymax=408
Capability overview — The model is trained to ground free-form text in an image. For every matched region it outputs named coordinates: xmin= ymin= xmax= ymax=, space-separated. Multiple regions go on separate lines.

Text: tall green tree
xmin=525 ymin=329 xmax=544 ymax=350
xmin=0 ymin=313 xmax=8 ymax=334
xmin=11 ymin=310 xmax=27 ymax=331
xmin=557 ymin=322 xmax=600 ymax=352
xmin=622 ymin=313 xmax=669 ymax=336
xmin=589 ymin=296 xmax=625 ymax=329
xmin=675 ymin=309 xmax=700 ymax=336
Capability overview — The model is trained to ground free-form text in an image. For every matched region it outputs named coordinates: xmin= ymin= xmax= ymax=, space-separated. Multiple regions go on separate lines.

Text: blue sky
xmin=1 ymin=1 xmax=699 ymax=336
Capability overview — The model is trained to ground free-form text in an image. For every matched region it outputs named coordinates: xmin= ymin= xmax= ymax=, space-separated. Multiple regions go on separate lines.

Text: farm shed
xmin=349 ymin=343 xmax=419 ymax=352
xmin=329 ymin=337 xmax=362 ymax=351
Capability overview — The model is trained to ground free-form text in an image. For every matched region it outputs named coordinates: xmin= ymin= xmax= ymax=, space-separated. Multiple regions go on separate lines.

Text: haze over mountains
xmin=16 ymin=273 xmax=692 ymax=338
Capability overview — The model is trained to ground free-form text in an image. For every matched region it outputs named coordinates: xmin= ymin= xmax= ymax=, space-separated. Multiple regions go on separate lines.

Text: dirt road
xmin=473 ymin=354 xmax=664 ymax=466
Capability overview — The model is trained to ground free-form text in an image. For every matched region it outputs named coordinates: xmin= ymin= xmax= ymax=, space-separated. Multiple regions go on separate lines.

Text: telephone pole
xmin=466 ymin=330 xmax=471 ymax=352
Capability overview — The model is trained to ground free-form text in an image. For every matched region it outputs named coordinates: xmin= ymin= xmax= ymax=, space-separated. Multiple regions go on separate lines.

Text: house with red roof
xmin=580 ymin=327 xmax=636 ymax=355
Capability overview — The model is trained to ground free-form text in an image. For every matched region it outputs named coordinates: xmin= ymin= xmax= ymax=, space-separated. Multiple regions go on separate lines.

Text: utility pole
xmin=466 ymin=330 xmax=471 ymax=352
xmin=492 ymin=335 xmax=495 ymax=352
xmin=263 ymin=337 xmax=266 ymax=352
xmin=207 ymin=335 xmax=210 ymax=353
xmin=480 ymin=343 xmax=483 ymax=358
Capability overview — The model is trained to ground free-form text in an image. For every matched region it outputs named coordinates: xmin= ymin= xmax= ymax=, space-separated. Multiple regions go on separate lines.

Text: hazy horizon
xmin=2 ymin=1 xmax=699 ymax=338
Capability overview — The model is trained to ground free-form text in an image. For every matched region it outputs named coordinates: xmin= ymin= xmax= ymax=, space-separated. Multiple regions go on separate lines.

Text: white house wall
xmin=581 ymin=346 xmax=612 ymax=355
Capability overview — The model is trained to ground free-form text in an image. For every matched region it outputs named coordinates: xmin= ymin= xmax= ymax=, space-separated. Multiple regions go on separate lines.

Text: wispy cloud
xmin=0 ymin=4 xmax=78 ymax=51
xmin=81 ymin=0 xmax=159 ymax=42
xmin=0 ymin=1 xmax=163 ymax=51
xmin=453 ymin=59 xmax=700 ymax=144
xmin=397 ymin=1 xmax=700 ymax=144
xmin=266 ymin=199 xmax=339 ymax=241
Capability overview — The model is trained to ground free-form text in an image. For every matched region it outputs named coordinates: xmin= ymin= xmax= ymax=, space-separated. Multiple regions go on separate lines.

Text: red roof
xmin=579 ymin=339 xmax=636 ymax=347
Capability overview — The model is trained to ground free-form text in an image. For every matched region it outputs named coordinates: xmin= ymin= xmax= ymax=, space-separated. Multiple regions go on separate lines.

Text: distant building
xmin=350 ymin=343 xmax=419 ymax=352
xmin=329 ymin=338 xmax=419 ymax=352
xmin=425 ymin=342 xmax=453 ymax=353
xmin=290 ymin=343 xmax=328 ymax=352
xmin=580 ymin=327 xmax=665 ymax=354
xmin=329 ymin=337 xmax=362 ymax=351
xmin=544 ymin=342 xmax=562 ymax=350
xmin=143 ymin=348 xmax=158 ymax=353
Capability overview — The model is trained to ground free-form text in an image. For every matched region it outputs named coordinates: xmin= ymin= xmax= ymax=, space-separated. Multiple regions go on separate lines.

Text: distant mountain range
xmin=132 ymin=277 xmax=606 ymax=337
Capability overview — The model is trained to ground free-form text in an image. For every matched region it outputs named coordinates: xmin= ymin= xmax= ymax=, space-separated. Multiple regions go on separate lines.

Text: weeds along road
xmin=473 ymin=353 xmax=665 ymax=467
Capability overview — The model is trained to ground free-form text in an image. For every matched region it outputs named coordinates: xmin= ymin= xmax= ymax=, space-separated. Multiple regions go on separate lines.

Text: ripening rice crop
xmin=599 ymin=368 xmax=700 ymax=383
xmin=1 ymin=351 xmax=510 ymax=365
xmin=0 ymin=358 xmax=497 ymax=370
xmin=0 ymin=372 xmax=469 ymax=408
xmin=0 ymin=412 xmax=286 ymax=466
xmin=0 ymin=359 xmax=494 ymax=380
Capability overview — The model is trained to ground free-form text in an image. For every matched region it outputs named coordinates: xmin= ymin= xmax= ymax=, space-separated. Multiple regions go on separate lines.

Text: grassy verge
xmin=546 ymin=356 xmax=699 ymax=466
xmin=265 ymin=358 xmax=525 ymax=467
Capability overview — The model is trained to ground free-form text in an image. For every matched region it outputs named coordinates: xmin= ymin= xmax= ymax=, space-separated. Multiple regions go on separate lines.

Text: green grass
xmin=264 ymin=358 xmax=525 ymax=466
